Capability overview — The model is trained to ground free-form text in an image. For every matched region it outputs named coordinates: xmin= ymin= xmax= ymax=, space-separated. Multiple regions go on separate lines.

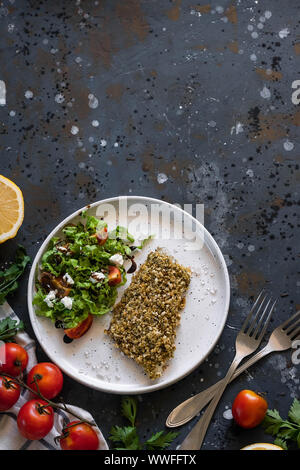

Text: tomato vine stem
xmin=0 ymin=371 xmax=95 ymax=427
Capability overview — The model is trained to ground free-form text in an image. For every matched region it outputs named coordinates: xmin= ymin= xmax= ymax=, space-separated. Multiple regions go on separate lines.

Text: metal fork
xmin=167 ymin=309 xmax=300 ymax=428
xmin=178 ymin=292 xmax=276 ymax=450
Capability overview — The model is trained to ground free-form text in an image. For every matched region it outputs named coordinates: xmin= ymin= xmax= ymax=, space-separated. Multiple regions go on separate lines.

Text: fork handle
xmin=178 ymin=354 xmax=241 ymax=450
xmin=167 ymin=344 xmax=272 ymax=428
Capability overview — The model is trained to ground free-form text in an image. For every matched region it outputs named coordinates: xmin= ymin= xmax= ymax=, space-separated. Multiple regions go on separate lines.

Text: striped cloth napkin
xmin=0 ymin=302 xmax=109 ymax=450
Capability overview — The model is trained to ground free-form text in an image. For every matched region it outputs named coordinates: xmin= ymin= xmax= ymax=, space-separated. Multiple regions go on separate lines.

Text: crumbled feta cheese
xmin=63 ymin=272 xmax=74 ymax=285
xmin=61 ymin=296 xmax=73 ymax=310
xmin=90 ymin=271 xmax=105 ymax=283
xmin=57 ymin=245 xmax=68 ymax=252
xmin=44 ymin=290 xmax=57 ymax=308
xmin=109 ymin=253 xmax=124 ymax=266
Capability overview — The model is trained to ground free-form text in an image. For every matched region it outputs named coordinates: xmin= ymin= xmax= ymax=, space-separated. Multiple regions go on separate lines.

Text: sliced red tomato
xmin=0 ymin=342 xmax=28 ymax=377
xmin=27 ymin=362 xmax=63 ymax=400
xmin=59 ymin=421 xmax=99 ymax=450
xmin=232 ymin=389 xmax=268 ymax=429
xmin=96 ymin=227 xmax=108 ymax=246
xmin=64 ymin=314 xmax=93 ymax=339
xmin=17 ymin=399 xmax=54 ymax=440
xmin=0 ymin=375 xmax=21 ymax=411
xmin=108 ymin=266 xmax=122 ymax=286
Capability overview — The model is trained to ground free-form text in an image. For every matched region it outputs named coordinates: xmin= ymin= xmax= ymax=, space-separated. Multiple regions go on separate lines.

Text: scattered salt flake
xmin=283 ymin=140 xmax=294 ymax=151
xmin=264 ymin=10 xmax=272 ymax=19
xmin=25 ymin=90 xmax=33 ymax=99
xmin=246 ymin=169 xmax=254 ymax=177
xmin=92 ymin=120 xmax=99 ymax=127
xmin=70 ymin=125 xmax=79 ymax=135
xmin=223 ymin=409 xmax=233 ymax=420
xmin=55 ymin=93 xmax=65 ymax=104
xmin=88 ymin=93 xmax=99 ymax=109
xmin=260 ymin=86 xmax=271 ymax=99
xmin=157 ymin=172 xmax=168 ymax=184
xmin=100 ymin=139 xmax=107 ymax=147
xmin=279 ymin=28 xmax=290 ymax=39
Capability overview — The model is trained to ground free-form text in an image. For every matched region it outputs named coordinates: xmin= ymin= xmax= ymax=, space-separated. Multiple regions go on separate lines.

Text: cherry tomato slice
xmin=108 ymin=266 xmax=122 ymax=286
xmin=64 ymin=314 xmax=93 ymax=339
xmin=232 ymin=389 xmax=268 ymax=429
xmin=96 ymin=227 xmax=108 ymax=246
xmin=59 ymin=421 xmax=99 ymax=450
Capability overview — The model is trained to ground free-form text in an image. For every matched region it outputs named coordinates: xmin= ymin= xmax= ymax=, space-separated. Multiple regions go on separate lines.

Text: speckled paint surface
xmin=0 ymin=0 xmax=299 ymax=450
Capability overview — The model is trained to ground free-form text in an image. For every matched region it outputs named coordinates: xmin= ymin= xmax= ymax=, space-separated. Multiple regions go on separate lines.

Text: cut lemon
xmin=0 ymin=175 xmax=24 ymax=243
xmin=241 ymin=443 xmax=284 ymax=450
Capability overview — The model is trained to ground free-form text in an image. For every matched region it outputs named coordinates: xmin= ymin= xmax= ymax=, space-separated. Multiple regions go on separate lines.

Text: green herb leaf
xmin=145 ymin=430 xmax=179 ymax=450
xmin=0 ymin=317 xmax=24 ymax=342
xmin=288 ymin=399 xmax=300 ymax=426
xmin=109 ymin=425 xmax=141 ymax=450
xmin=121 ymin=396 xmax=137 ymax=427
xmin=273 ymin=437 xmax=288 ymax=450
xmin=0 ymin=246 xmax=30 ymax=305
xmin=263 ymin=400 xmax=300 ymax=450
xmin=262 ymin=409 xmax=284 ymax=435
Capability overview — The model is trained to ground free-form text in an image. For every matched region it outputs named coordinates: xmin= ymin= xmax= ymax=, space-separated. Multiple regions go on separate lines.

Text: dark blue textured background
xmin=0 ymin=0 xmax=299 ymax=450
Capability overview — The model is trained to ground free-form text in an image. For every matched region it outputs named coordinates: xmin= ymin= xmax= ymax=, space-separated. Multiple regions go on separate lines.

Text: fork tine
xmin=280 ymin=310 xmax=300 ymax=330
xmin=286 ymin=317 xmax=300 ymax=335
xmin=256 ymin=299 xmax=277 ymax=341
xmin=245 ymin=293 xmax=269 ymax=336
xmin=290 ymin=326 xmax=300 ymax=341
xmin=251 ymin=297 xmax=272 ymax=337
xmin=241 ymin=290 xmax=265 ymax=333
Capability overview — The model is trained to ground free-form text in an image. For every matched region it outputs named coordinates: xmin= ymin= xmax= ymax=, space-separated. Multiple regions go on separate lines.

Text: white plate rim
xmin=27 ymin=195 xmax=230 ymax=394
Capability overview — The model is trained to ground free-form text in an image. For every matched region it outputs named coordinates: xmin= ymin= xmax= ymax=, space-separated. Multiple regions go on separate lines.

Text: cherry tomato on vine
xmin=59 ymin=421 xmax=99 ymax=450
xmin=232 ymin=389 xmax=268 ymax=429
xmin=0 ymin=375 xmax=21 ymax=411
xmin=0 ymin=342 xmax=28 ymax=377
xmin=27 ymin=362 xmax=63 ymax=400
xmin=64 ymin=314 xmax=93 ymax=340
xmin=17 ymin=399 xmax=54 ymax=440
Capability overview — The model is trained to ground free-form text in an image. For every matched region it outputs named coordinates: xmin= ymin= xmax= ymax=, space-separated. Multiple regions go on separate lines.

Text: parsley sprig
xmin=0 ymin=245 xmax=30 ymax=305
xmin=109 ymin=397 xmax=179 ymax=450
xmin=0 ymin=317 xmax=24 ymax=342
xmin=262 ymin=398 xmax=300 ymax=449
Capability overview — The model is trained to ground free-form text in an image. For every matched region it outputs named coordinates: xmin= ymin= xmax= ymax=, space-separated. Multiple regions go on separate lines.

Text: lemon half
xmin=241 ymin=443 xmax=284 ymax=450
xmin=0 ymin=175 xmax=24 ymax=243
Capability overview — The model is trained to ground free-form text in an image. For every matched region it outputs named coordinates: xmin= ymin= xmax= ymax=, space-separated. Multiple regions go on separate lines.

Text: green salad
xmin=33 ymin=212 xmax=150 ymax=330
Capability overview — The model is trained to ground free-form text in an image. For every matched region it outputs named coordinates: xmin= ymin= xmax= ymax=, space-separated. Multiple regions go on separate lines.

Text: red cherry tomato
xmin=232 ymin=389 xmax=268 ymax=429
xmin=59 ymin=421 xmax=99 ymax=450
xmin=108 ymin=266 xmax=122 ymax=286
xmin=27 ymin=362 xmax=63 ymax=400
xmin=0 ymin=342 xmax=28 ymax=377
xmin=96 ymin=227 xmax=108 ymax=246
xmin=64 ymin=314 xmax=93 ymax=339
xmin=17 ymin=399 xmax=54 ymax=440
xmin=0 ymin=375 xmax=21 ymax=411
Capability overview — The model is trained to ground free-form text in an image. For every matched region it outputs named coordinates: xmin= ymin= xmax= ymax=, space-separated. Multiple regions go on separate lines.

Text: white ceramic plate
xmin=27 ymin=196 xmax=230 ymax=394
